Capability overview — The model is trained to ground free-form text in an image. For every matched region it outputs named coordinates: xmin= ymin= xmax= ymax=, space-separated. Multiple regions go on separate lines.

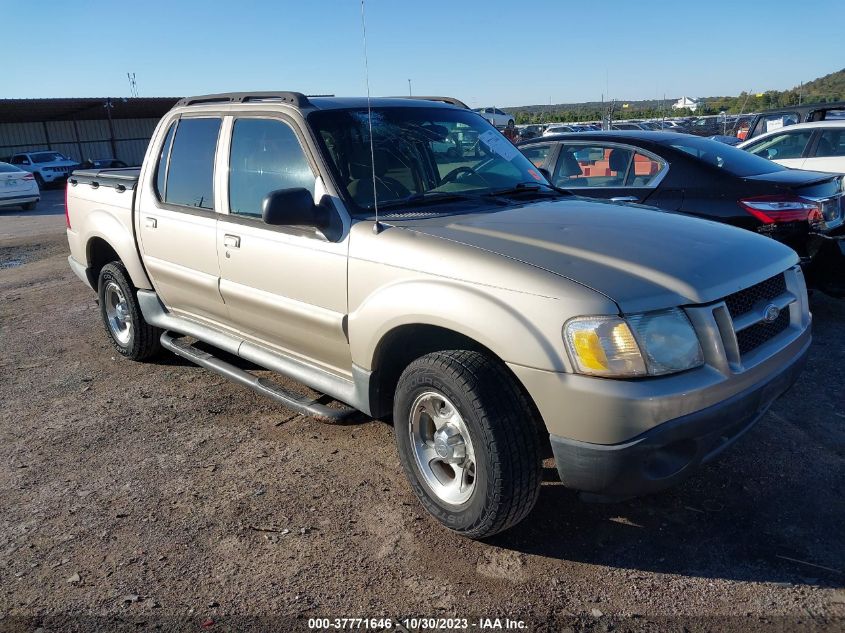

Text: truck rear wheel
xmin=97 ymin=262 xmax=161 ymax=361
xmin=393 ymin=350 xmax=542 ymax=539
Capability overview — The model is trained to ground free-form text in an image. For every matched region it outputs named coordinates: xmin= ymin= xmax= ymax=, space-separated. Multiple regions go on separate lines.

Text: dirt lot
xmin=1 ymin=190 xmax=843 ymax=632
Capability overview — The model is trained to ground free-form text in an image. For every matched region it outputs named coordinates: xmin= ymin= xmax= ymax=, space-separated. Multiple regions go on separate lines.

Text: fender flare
xmin=82 ymin=209 xmax=152 ymax=290
xmin=349 ymin=278 xmax=568 ymax=373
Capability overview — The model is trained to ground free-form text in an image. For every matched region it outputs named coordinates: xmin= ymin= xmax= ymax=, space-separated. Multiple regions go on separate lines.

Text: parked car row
xmin=0 ymin=153 xmax=133 ymax=191
xmin=518 ymin=130 xmax=845 ymax=296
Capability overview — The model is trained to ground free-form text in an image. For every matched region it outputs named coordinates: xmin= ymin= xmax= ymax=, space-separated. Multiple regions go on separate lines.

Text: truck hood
xmin=389 ymin=198 xmax=798 ymax=313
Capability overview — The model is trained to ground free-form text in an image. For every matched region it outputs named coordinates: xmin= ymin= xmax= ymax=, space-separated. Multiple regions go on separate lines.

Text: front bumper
xmin=549 ymin=337 xmax=810 ymax=497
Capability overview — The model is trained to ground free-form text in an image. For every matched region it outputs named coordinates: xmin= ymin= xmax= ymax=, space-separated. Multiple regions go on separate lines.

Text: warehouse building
xmin=0 ymin=97 xmax=178 ymax=167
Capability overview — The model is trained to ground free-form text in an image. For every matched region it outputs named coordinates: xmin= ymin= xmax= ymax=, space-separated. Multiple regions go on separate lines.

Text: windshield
xmin=658 ymin=135 xmax=786 ymax=177
xmin=32 ymin=152 xmax=69 ymax=163
xmin=308 ymin=107 xmax=550 ymax=213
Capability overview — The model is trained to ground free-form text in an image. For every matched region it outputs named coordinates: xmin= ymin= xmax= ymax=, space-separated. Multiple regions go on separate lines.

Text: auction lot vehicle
xmin=742 ymin=100 xmax=845 ymax=141
xmin=520 ymin=131 xmax=845 ymax=295
xmin=67 ymin=93 xmax=812 ymax=538
xmin=474 ymin=106 xmax=514 ymax=127
xmin=10 ymin=151 xmax=78 ymax=188
xmin=0 ymin=162 xmax=40 ymax=210
xmin=738 ymin=120 xmax=845 ymax=174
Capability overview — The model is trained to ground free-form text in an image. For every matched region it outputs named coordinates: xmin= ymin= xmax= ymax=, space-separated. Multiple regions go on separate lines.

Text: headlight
xmin=626 ymin=309 xmax=704 ymax=375
xmin=564 ymin=309 xmax=703 ymax=378
xmin=563 ymin=316 xmax=647 ymax=377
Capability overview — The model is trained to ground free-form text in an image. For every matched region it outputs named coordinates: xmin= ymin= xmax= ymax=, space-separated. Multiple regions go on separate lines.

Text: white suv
xmin=9 ymin=151 xmax=78 ymax=188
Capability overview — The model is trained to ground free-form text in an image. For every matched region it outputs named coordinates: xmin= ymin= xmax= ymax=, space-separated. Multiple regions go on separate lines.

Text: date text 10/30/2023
xmin=308 ymin=617 xmax=527 ymax=630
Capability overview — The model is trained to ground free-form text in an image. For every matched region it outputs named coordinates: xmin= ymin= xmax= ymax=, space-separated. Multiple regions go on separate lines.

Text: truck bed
xmin=66 ymin=166 xmax=151 ymax=291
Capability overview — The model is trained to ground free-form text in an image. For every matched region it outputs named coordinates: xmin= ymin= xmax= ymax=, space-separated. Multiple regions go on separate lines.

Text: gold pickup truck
xmin=66 ymin=92 xmax=811 ymax=538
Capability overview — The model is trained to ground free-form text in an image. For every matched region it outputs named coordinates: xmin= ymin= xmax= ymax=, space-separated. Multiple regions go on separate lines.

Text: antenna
xmin=127 ymin=72 xmax=138 ymax=97
xmin=360 ymin=0 xmax=381 ymax=235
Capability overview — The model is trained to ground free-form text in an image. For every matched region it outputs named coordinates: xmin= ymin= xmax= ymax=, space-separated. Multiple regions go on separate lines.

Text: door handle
xmin=610 ymin=196 xmax=639 ymax=202
xmin=144 ymin=217 xmax=157 ymax=229
xmin=223 ymin=234 xmax=241 ymax=248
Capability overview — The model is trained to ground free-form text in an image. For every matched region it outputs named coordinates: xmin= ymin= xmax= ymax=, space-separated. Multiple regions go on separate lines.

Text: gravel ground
xmin=1 ymin=191 xmax=843 ymax=632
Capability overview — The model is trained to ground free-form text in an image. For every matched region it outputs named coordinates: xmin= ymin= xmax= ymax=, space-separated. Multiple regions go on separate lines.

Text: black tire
xmin=393 ymin=350 xmax=543 ymax=538
xmin=507 ymin=119 xmax=515 ymax=127
xmin=34 ymin=173 xmax=46 ymax=189
xmin=22 ymin=201 xmax=37 ymax=211
xmin=97 ymin=262 xmax=162 ymax=361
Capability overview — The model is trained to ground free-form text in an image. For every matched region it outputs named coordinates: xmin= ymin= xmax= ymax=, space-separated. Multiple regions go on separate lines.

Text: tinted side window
xmin=521 ymin=144 xmax=551 ymax=168
xmin=813 ymin=129 xmax=845 ymax=157
xmin=746 ymin=131 xmax=813 ymax=160
xmin=165 ymin=118 xmax=220 ymax=210
xmin=553 ymin=144 xmax=633 ymax=188
xmin=628 ymin=151 xmax=667 ymax=186
xmin=154 ymin=122 xmax=177 ymax=201
xmin=228 ymin=118 xmax=315 ymax=218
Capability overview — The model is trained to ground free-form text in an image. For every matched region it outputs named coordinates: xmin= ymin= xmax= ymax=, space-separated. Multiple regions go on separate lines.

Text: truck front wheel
xmin=97 ymin=262 xmax=162 ymax=361
xmin=393 ymin=350 xmax=542 ymax=538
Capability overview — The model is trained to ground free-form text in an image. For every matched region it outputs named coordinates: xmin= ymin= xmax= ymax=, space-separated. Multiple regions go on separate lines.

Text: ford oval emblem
xmin=764 ymin=304 xmax=781 ymax=322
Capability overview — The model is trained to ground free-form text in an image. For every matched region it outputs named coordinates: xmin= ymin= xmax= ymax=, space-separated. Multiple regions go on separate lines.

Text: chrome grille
xmin=724 ymin=274 xmax=786 ymax=320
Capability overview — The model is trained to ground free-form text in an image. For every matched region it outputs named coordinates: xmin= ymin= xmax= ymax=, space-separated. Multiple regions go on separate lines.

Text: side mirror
xmin=261 ymin=188 xmax=325 ymax=228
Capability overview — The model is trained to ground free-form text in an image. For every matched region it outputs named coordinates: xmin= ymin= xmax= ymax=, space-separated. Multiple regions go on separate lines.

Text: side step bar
xmin=160 ymin=332 xmax=356 ymax=422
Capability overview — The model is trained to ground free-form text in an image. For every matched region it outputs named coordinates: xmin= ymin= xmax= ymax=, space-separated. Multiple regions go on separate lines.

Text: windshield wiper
xmin=377 ymin=191 xmax=489 ymax=210
xmin=486 ymin=182 xmax=573 ymax=197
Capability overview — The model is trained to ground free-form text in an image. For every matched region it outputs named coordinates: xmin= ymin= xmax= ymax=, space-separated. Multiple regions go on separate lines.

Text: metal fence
xmin=0 ymin=117 xmax=160 ymax=166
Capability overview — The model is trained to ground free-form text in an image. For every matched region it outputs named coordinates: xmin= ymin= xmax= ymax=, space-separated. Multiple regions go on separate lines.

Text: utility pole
xmin=104 ymin=98 xmax=117 ymax=159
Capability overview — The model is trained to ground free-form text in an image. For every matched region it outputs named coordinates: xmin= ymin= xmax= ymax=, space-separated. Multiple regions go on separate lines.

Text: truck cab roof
xmin=173 ymin=92 xmax=469 ymax=112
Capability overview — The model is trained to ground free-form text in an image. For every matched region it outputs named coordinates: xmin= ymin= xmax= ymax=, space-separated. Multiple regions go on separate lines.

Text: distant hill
xmin=510 ymin=68 xmax=845 ymax=124
xmin=799 ymin=67 xmax=845 ymax=100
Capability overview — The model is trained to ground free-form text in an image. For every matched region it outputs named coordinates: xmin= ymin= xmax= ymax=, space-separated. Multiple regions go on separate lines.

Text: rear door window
xmin=553 ymin=144 xmax=632 ymax=188
xmin=628 ymin=151 xmax=667 ymax=186
xmin=164 ymin=118 xmax=221 ymax=210
xmin=812 ymin=129 xmax=845 ymax=157
xmin=744 ymin=130 xmax=814 ymax=160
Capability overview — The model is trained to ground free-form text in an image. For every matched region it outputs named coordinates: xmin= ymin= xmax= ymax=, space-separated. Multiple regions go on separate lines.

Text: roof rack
xmin=174 ymin=92 xmax=313 ymax=108
xmin=391 ymin=96 xmax=470 ymax=109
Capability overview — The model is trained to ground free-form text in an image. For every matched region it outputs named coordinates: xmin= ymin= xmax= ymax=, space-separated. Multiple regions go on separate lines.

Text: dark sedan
xmin=518 ymin=131 xmax=845 ymax=295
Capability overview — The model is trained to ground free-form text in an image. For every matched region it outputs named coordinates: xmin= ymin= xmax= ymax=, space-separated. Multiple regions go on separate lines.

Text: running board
xmin=160 ymin=332 xmax=356 ymax=422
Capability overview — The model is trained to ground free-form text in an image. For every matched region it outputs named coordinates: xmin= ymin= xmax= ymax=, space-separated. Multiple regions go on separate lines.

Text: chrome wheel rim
xmin=104 ymin=281 xmax=132 ymax=346
xmin=409 ymin=391 xmax=477 ymax=506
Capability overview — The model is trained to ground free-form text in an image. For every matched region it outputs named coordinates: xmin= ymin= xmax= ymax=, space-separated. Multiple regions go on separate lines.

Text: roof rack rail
xmin=391 ymin=96 xmax=470 ymax=109
xmin=174 ymin=92 xmax=313 ymax=108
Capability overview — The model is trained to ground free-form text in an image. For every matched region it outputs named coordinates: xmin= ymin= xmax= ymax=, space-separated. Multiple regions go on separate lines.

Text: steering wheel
xmin=441 ymin=165 xmax=479 ymax=184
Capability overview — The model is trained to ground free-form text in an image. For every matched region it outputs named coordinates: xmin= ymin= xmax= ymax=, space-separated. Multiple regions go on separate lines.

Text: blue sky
xmin=4 ymin=0 xmax=842 ymax=108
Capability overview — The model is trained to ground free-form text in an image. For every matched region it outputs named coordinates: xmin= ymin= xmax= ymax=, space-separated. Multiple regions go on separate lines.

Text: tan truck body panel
xmin=66 ymin=98 xmax=811 ymax=453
